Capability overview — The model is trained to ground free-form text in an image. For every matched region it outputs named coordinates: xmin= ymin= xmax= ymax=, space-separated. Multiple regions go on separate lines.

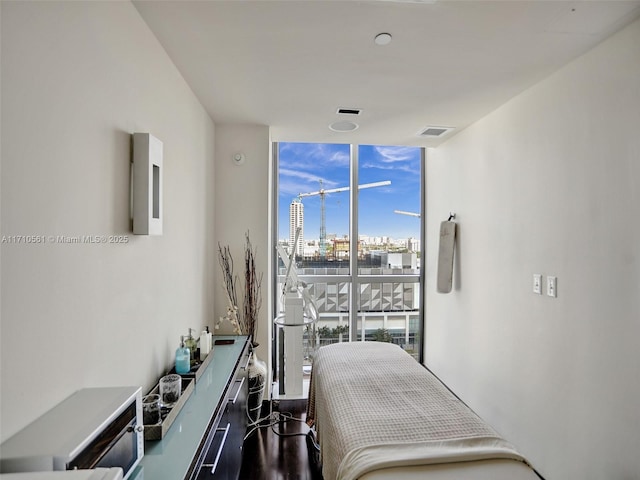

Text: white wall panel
xmin=1 ymin=1 xmax=215 ymax=440
xmin=425 ymin=18 xmax=640 ymax=479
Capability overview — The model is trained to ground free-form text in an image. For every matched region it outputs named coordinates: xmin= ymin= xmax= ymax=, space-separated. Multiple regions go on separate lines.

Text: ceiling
xmin=133 ymin=0 xmax=640 ymax=147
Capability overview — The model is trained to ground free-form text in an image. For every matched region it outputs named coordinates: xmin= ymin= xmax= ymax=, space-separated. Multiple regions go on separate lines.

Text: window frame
xmin=271 ymin=142 xmax=425 ymax=367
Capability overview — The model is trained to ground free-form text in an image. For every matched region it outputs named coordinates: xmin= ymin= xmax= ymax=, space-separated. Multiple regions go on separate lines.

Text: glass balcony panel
xmin=277 ymin=276 xmax=419 ymax=358
xmin=276 ymin=277 xmax=351 ymax=355
xmin=356 ymin=281 xmax=420 ymax=360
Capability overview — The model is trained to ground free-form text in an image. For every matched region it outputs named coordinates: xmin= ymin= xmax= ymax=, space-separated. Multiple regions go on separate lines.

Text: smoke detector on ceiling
xmin=374 ymin=33 xmax=392 ymax=46
xmin=417 ymin=126 xmax=455 ymax=138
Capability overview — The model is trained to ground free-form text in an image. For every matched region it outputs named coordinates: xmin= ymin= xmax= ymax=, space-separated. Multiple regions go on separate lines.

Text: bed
xmin=306 ymin=342 xmax=542 ymax=480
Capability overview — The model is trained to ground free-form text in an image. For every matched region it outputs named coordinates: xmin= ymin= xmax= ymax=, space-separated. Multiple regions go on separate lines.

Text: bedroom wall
xmin=213 ymin=125 xmax=272 ymax=382
xmin=1 ymin=1 xmax=216 ymax=441
xmin=425 ymin=17 xmax=640 ymax=480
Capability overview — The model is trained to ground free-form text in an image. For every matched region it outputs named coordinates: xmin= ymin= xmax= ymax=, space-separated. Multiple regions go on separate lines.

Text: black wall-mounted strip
xmin=337 ymin=108 xmax=361 ymax=115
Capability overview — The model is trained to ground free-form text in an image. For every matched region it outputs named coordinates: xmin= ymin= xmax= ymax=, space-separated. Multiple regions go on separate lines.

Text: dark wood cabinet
xmin=195 ymin=340 xmax=250 ymax=480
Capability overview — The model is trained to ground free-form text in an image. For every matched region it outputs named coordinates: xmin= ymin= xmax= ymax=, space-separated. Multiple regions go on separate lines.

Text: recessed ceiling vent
xmin=337 ymin=107 xmax=361 ymax=115
xmin=418 ymin=126 xmax=455 ymax=137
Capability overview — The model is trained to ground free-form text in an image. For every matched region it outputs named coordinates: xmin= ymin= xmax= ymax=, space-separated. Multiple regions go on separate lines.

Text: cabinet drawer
xmin=227 ymin=376 xmax=246 ymax=405
xmin=196 ymin=420 xmax=231 ymax=479
xmin=195 ymin=341 xmax=250 ymax=480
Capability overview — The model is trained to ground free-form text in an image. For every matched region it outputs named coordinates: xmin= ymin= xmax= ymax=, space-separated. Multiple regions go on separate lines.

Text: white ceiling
xmin=133 ymin=0 xmax=640 ymax=147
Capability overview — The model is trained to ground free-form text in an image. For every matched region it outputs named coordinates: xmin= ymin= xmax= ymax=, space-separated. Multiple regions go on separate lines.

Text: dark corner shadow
xmin=454 ymin=221 xmax=462 ymax=291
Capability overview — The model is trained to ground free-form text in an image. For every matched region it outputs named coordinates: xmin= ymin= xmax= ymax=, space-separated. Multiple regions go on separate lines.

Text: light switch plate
xmin=533 ymin=274 xmax=542 ymax=295
xmin=547 ymin=276 xmax=557 ymax=297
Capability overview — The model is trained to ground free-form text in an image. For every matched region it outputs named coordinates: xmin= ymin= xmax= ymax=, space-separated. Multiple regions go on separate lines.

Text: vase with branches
xmin=216 ymin=232 xmax=263 ymax=347
xmin=217 ymin=232 xmax=266 ymax=420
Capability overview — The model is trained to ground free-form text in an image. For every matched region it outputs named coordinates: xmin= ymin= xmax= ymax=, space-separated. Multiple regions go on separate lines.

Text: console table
xmin=130 ymin=335 xmax=250 ymax=480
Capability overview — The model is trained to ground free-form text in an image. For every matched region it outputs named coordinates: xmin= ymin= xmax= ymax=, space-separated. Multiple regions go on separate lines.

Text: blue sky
xmin=278 ymin=143 xmax=421 ymax=241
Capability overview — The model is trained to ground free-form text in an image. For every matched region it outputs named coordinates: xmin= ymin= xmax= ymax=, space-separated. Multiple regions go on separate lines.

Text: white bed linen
xmin=307 ymin=342 xmax=536 ymax=480
xmin=359 ymin=458 xmax=541 ymax=480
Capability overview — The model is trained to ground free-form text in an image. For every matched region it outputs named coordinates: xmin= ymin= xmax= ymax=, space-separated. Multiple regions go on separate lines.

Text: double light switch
xmin=533 ymin=274 xmax=557 ymax=298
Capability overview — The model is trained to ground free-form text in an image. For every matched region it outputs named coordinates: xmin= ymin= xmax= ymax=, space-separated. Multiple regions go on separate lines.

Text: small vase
xmin=247 ymin=350 xmax=267 ymax=422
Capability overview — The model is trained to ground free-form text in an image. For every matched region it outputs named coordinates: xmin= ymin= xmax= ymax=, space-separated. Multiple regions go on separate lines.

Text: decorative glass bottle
xmin=184 ymin=328 xmax=198 ymax=363
xmin=175 ymin=336 xmax=191 ymax=374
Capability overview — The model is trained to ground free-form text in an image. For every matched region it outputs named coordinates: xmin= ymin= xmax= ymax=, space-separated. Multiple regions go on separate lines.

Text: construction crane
xmin=298 ymin=180 xmax=391 ymax=257
xmin=394 ymin=210 xmax=421 ymax=218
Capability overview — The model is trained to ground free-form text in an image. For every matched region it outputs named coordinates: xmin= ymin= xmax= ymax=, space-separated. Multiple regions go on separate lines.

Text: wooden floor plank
xmin=239 ymin=400 xmax=323 ymax=480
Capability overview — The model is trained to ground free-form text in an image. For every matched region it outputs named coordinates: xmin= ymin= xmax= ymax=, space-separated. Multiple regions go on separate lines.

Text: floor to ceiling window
xmin=273 ymin=142 xmax=424 ymax=379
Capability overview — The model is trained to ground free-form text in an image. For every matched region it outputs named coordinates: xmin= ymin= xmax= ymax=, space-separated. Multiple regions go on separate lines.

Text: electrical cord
xmin=269 ymin=411 xmax=310 ymax=438
xmin=244 ymin=405 xmax=311 ymax=441
xmin=243 ymin=381 xmax=312 ymax=441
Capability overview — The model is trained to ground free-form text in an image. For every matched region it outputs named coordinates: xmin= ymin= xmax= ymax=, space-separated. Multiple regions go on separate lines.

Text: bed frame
xmin=306 ymin=342 xmax=542 ymax=480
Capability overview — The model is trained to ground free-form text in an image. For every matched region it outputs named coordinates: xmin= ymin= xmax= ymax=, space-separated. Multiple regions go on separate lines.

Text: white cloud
xmin=328 ymin=149 xmax=350 ymax=166
xmin=279 ymin=143 xmax=350 ymax=168
xmin=360 ymin=161 xmax=416 ymax=174
xmin=279 ymin=168 xmax=322 ymax=183
xmin=373 ymin=145 xmax=419 ymax=163
xmin=278 ymin=143 xmax=350 ymax=196
xmin=279 ymin=168 xmax=341 ymax=197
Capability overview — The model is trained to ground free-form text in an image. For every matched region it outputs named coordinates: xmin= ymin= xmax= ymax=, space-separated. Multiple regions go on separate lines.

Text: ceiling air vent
xmin=418 ymin=126 xmax=455 ymax=137
xmin=337 ymin=107 xmax=361 ymax=115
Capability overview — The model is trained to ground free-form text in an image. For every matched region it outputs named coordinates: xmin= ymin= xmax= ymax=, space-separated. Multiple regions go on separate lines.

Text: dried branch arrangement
xmin=218 ymin=244 xmax=238 ymax=308
xmin=243 ymin=232 xmax=263 ymax=346
xmin=216 ymin=232 xmax=263 ymax=344
xmin=217 ymin=243 xmax=242 ymax=335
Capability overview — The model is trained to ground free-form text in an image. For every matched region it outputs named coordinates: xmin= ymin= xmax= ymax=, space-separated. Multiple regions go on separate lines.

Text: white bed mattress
xmin=307 ymin=342 xmax=541 ymax=480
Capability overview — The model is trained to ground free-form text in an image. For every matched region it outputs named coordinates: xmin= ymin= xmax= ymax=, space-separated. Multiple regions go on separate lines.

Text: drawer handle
xmin=242 ymin=353 xmax=251 ymax=371
xmin=229 ymin=376 xmax=245 ymax=405
xmin=209 ymin=423 xmax=231 ymax=474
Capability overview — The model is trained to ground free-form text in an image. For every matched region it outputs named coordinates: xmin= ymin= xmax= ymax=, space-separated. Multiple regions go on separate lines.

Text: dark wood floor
xmin=239 ymin=399 xmax=323 ymax=480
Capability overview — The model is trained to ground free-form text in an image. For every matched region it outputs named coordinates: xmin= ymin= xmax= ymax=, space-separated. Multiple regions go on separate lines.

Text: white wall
xmin=425 ymin=17 xmax=640 ymax=479
xmin=213 ymin=125 xmax=271 ymax=376
xmin=0 ymin=2 xmax=216 ymax=441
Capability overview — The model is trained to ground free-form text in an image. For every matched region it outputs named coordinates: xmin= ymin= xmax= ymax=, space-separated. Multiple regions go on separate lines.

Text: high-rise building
xmin=289 ymin=199 xmax=304 ymax=256
xmin=407 ymin=237 xmax=420 ymax=252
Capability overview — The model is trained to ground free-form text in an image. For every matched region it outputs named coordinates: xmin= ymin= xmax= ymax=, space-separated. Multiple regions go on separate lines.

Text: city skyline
xmin=278 ymin=143 xmax=422 ymax=242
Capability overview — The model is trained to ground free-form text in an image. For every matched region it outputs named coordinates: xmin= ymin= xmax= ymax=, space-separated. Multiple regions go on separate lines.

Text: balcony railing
xmin=277 ymin=276 xmax=420 ymax=362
